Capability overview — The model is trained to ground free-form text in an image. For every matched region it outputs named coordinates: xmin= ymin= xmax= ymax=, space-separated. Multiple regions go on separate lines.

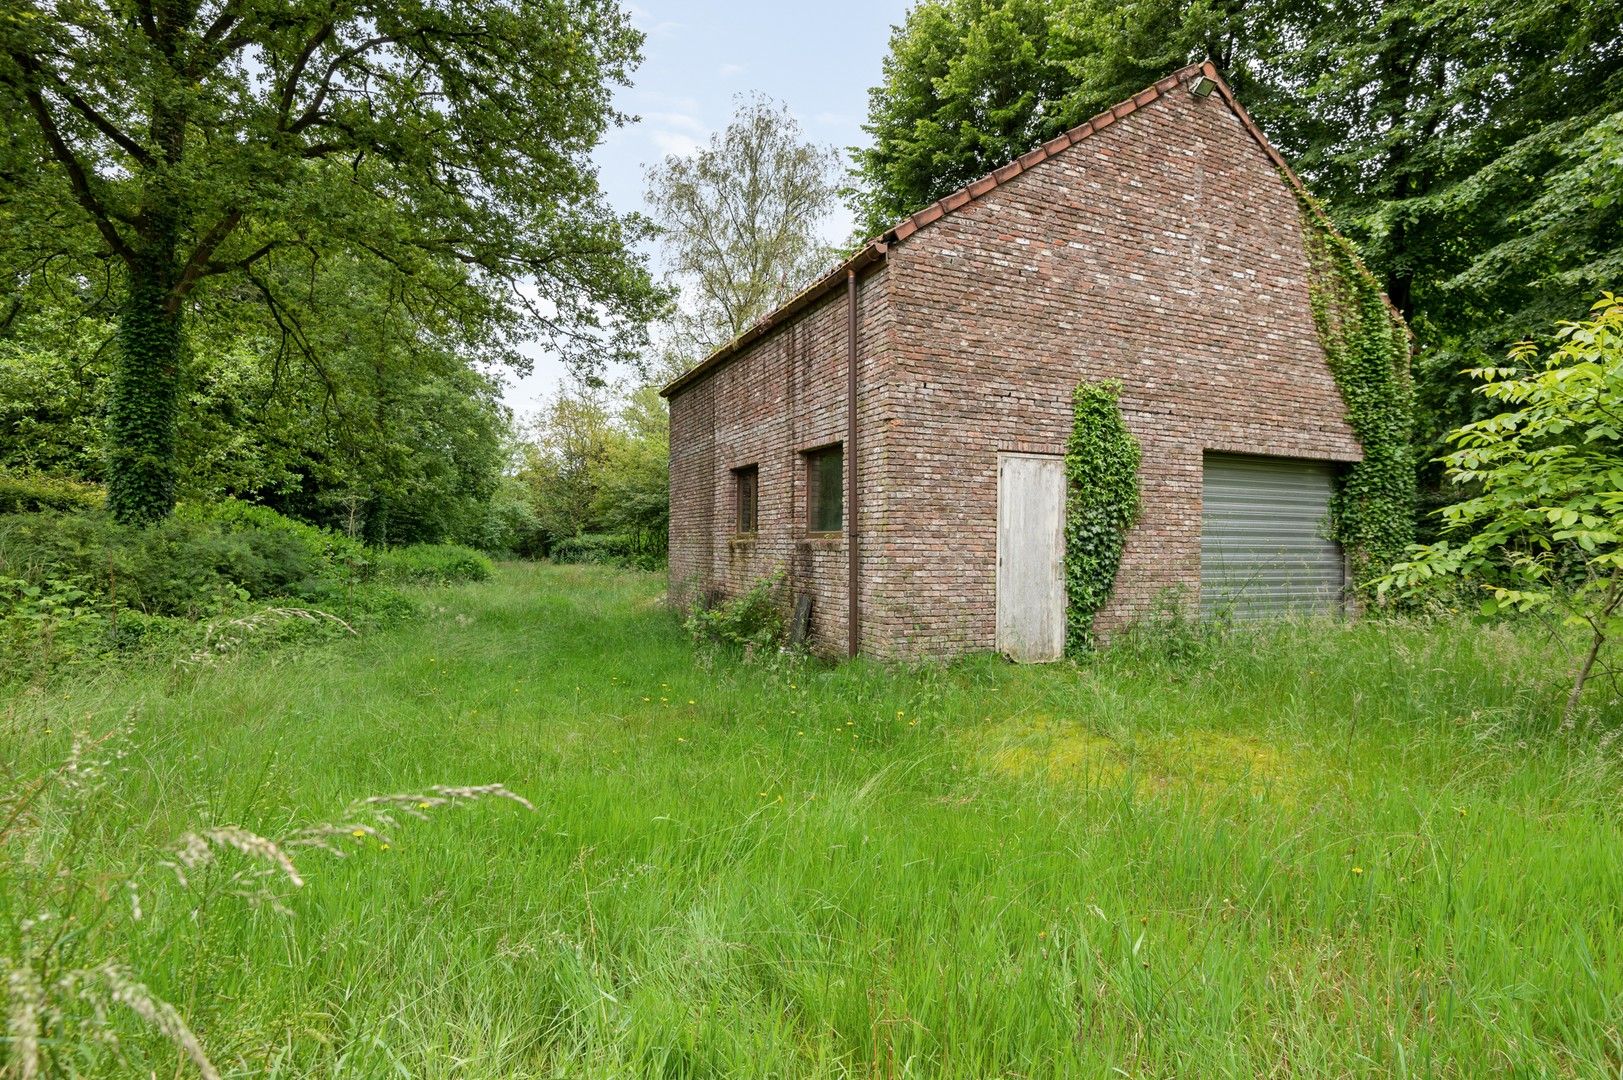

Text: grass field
xmin=3 ymin=563 xmax=1621 ymax=1078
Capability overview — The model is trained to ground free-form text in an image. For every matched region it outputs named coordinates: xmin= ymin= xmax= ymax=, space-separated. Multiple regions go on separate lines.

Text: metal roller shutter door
xmin=1200 ymin=453 xmax=1345 ymax=618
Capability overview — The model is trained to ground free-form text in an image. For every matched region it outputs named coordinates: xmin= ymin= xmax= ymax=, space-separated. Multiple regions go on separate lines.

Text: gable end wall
xmin=872 ymin=84 xmax=1363 ymax=657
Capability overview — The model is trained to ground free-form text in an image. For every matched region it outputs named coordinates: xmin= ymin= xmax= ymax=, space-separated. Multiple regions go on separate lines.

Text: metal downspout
xmin=846 ymin=268 xmax=859 ymax=659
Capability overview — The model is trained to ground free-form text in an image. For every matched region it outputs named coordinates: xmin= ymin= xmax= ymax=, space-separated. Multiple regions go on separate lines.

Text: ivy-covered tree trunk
xmin=107 ymin=243 xmax=182 ymax=524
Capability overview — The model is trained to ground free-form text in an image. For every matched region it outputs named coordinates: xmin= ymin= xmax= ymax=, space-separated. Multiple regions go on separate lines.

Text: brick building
xmin=662 ymin=62 xmax=1382 ymax=661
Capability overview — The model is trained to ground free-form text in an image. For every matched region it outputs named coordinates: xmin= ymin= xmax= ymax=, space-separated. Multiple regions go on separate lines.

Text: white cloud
xmin=641 ymin=110 xmax=706 ymax=133
xmin=718 ymin=62 xmax=745 ymax=77
xmin=650 ymin=130 xmax=702 ymax=157
xmin=624 ymin=4 xmax=682 ymax=38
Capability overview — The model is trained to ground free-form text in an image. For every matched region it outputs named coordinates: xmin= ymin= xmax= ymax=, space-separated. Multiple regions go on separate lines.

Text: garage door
xmin=1200 ymin=453 xmax=1344 ymax=619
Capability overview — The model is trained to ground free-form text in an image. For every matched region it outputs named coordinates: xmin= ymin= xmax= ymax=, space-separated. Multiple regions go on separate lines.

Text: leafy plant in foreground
xmin=1380 ymin=296 xmax=1623 ymax=724
xmin=685 ymin=572 xmax=787 ymax=654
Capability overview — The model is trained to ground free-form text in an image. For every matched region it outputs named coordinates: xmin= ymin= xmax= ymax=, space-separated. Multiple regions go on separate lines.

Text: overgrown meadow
xmin=3 ymin=564 xmax=1620 ymax=1078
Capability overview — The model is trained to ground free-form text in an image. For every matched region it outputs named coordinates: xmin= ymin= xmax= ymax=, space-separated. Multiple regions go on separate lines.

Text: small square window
xmin=805 ymin=444 xmax=843 ymax=533
xmin=734 ymin=465 xmax=758 ymax=534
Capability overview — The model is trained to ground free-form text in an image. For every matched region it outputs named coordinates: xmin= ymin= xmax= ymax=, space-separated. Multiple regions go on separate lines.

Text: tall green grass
xmin=2 ymin=564 xmax=1619 ymax=1077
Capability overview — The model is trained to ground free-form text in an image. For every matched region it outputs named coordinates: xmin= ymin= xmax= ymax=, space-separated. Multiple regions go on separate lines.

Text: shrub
xmin=0 ymin=510 xmax=344 ymax=615
xmin=552 ymin=531 xmax=633 ymax=565
xmin=178 ymin=498 xmax=372 ymax=577
xmin=374 ymin=543 xmax=493 ymax=585
xmin=685 ymin=572 xmax=786 ymax=652
xmin=0 ymin=470 xmax=106 ymax=514
xmin=458 ymin=477 xmax=545 ymax=557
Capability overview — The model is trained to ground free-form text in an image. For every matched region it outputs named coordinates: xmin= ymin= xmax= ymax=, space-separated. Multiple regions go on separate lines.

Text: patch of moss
xmin=972 ymin=717 xmax=1324 ymax=804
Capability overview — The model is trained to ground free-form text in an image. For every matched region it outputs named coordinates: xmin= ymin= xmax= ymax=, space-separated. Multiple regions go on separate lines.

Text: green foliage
xmin=2 ymin=0 xmax=664 ymax=521
xmin=0 ymin=321 xmax=108 ymax=479
xmin=373 ymin=544 xmax=494 ymax=587
xmin=684 ymin=572 xmax=786 ymax=652
xmin=0 ymin=510 xmax=345 ymax=617
xmin=1297 ymin=196 xmax=1417 ymax=580
xmin=0 ymin=501 xmax=436 ymax=682
xmin=848 ymin=0 xmax=1078 ymax=238
xmin=458 ymin=477 xmax=546 ymax=559
xmin=178 ymin=498 xmax=371 ymax=574
xmin=552 ymin=532 xmax=635 ymax=566
xmin=106 ymin=264 xmax=182 ymax=523
xmin=646 ymin=95 xmax=838 ymax=367
xmin=515 ymin=381 xmax=669 ymax=566
xmin=0 ymin=266 xmax=520 ymax=549
xmin=1064 ymin=381 xmax=1141 ymax=654
xmin=1380 ymin=296 xmax=1623 ymax=723
xmin=0 ymin=470 xmax=105 ymax=514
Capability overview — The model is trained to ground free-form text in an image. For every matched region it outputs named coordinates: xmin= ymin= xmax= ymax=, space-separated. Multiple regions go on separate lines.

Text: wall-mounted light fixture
xmin=1189 ymin=75 xmax=1217 ymax=98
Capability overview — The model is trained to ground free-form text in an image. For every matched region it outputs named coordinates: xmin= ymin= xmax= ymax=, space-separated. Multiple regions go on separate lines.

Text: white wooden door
xmin=996 ymin=454 xmax=1066 ymax=662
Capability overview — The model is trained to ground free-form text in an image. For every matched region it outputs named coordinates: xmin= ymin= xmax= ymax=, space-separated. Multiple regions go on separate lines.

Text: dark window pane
xmin=735 ymin=466 xmax=758 ymax=533
xmin=809 ymin=446 xmax=842 ymax=532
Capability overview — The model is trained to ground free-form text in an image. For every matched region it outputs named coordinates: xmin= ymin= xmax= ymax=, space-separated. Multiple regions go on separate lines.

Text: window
xmin=805 ymin=444 xmax=843 ymax=533
xmin=734 ymin=465 xmax=758 ymax=534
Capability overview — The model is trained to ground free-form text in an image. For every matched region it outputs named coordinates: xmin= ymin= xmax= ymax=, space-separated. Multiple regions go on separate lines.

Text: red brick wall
xmin=876 ymin=85 xmax=1361 ymax=656
xmin=666 ymin=267 xmax=896 ymax=656
xmin=669 ymin=81 xmax=1363 ymax=660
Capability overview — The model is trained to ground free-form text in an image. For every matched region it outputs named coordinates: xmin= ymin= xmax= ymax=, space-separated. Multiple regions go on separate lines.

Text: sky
xmin=499 ymin=0 xmax=912 ymax=418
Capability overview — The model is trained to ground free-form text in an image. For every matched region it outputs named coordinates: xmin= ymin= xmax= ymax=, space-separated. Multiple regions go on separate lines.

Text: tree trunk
xmin=1563 ymin=570 xmax=1623 ymax=729
xmin=106 ymin=245 xmax=182 ymax=524
xmin=1563 ymin=628 xmax=1605 ymax=730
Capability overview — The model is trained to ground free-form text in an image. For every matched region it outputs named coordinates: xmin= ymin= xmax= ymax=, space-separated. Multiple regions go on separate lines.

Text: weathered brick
xmin=665 ymin=69 xmax=1364 ymax=661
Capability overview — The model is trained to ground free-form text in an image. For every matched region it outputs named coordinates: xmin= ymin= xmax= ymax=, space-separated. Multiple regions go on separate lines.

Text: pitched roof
xmin=660 ymin=60 xmax=1307 ymax=399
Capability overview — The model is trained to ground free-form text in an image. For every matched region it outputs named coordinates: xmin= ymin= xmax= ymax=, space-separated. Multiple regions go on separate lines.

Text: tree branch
xmin=286 ymin=35 xmax=400 ymax=135
xmin=277 ymin=22 xmax=335 ymax=130
xmin=46 ymin=77 xmax=157 ymax=168
xmin=166 ymin=208 xmax=244 ymax=307
xmin=19 ymin=83 xmax=136 ymax=264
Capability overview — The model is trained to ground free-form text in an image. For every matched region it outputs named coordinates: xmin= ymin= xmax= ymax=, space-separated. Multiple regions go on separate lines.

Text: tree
xmin=0 ymin=0 xmax=663 ymax=523
xmin=0 ymin=255 xmax=516 ymax=548
xmin=517 ymin=383 xmax=617 ymax=551
xmin=1379 ymin=296 xmax=1623 ymax=726
xmin=513 ymin=378 xmax=669 ymax=563
xmin=848 ymin=0 xmax=1074 ymax=239
xmin=644 ymin=94 xmax=840 ymax=370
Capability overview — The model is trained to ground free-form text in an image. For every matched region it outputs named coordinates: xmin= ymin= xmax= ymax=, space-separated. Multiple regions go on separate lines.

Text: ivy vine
xmin=1295 ymin=190 xmax=1417 ymax=583
xmin=1064 ymin=380 xmax=1141 ymax=654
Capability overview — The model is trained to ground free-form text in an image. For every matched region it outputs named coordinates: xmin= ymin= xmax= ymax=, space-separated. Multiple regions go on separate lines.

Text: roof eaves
xmin=658 ymin=240 xmax=889 ymax=398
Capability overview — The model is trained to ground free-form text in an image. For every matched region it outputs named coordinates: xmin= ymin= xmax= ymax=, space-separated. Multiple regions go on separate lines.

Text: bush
xmin=0 ymin=504 xmax=491 ymax=684
xmin=458 ymin=477 xmax=545 ymax=557
xmin=685 ymin=572 xmax=786 ymax=652
xmin=552 ymin=531 xmax=633 ymax=565
xmin=0 ymin=509 xmax=354 ymax=616
xmin=374 ymin=543 xmax=493 ymax=585
xmin=179 ymin=497 xmax=372 ymax=575
xmin=0 ymin=470 xmax=105 ymax=514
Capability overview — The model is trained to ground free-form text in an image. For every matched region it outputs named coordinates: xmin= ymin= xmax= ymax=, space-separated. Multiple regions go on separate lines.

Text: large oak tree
xmin=1 ymin=0 xmax=663 ymax=523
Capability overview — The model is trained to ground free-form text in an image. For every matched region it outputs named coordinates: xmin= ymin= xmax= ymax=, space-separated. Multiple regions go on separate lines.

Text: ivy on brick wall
xmin=1064 ymin=380 xmax=1141 ymax=654
xmin=1295 ymin=191 xmax=1417 ymax=582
